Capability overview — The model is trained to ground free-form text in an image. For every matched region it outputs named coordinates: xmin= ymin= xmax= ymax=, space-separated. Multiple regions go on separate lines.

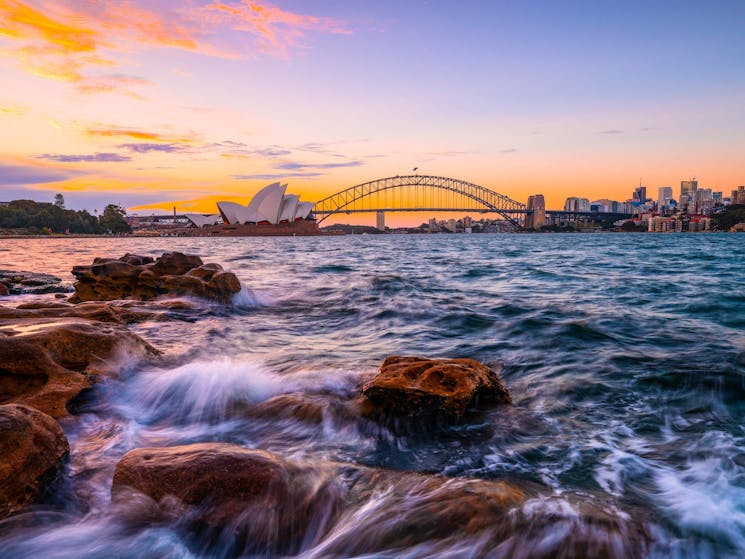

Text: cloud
xmin=500 ymin=148 xmax=518 ymax=153
xmin=232 ymin=172 xmax=323 ymax=180
xmin=211 ymin=141 xmax=292 ymax=158
xmin=36 ymin=152 xmax=131 ymax=163
xmin=117 ymin=143 xmax=189 ymax=154
xmin=427 ymin=150 xmax=471 ymax=157
xmin=0 ymin=104 xmax=28 ymax=116
xmin=275 ymin=160 xmax=363 ymax=170
xmin=204 ymin=1 xmax=350 ymax=57
xmin=0 ymin=1 xmax=350 ymax=88
xmin=0 ymin=163 xmax=82 ymax=186
xmin=600 ymin=129 xmax=623 ymax=135
xmin=87 ymin=126 xmax=196 ymax=143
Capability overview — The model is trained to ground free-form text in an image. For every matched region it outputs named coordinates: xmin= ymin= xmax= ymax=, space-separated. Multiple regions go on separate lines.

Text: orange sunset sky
xmin=1 ymin=1 xmax=744 ymax=226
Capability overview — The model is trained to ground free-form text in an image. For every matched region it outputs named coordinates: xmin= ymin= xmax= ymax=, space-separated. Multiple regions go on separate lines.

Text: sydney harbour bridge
xmin=312 ymin=175 xmax=631 ymax=229
xmin=137 ymin=175 xmax=632 ymax=231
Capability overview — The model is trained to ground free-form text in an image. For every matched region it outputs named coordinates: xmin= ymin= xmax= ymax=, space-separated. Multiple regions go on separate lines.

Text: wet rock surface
xmin=0 ymin=301 xmax=162 ymax=324
xmin=0 ymin=404 xmax=69 ymax=519
xmin=0 ymin=317 xmax=158 ymax=417
xmin=0 ymin=270 xmax=69 ymax=295
xmin=70 ymin=252 xmax=241 ymax=304
xmin=111 ymin=443 xmax=648 ymax=558
xmin=112 ymin=443 xmax=346 ymax=555
xmin=362 ymin=355 xmax=511 ymax=420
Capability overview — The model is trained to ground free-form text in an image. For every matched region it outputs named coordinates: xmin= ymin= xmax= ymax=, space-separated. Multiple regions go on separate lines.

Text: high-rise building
xmin=563 ymin=197 xmax=590 ymax=212
xmin=376 ymin=210 xmax=385 ymax=231
xmin=732 ymin=186 xmax=745 ymax=205
xmin=694 ymin=189 xmax=713 ymax=214
xmin=633 ymin=186 xmax=647 ymax=204
xmin=680 ymin=179 xmax=698 ymax=207
xmin=658 ymin=186 xmax=673 ymax=207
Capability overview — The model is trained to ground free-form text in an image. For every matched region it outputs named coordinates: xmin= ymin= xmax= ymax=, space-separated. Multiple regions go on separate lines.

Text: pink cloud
xmin=0 ymin=0 xmax=350 ymax=87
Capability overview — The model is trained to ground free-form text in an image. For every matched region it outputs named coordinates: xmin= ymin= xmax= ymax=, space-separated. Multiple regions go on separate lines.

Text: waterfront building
xmin=216 ymin=183 xmax=315 ymax=225
xmin=447 ymin=218 xmax=458 ymax=232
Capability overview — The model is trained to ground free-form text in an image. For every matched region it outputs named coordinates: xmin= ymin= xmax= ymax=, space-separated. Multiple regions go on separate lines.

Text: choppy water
xmin=1 ymin=234 xmax=745 ymax=558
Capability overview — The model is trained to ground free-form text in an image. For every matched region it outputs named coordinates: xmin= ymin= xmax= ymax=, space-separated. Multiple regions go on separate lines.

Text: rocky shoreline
xmin=0 ymin=252 xmax=651 ymax=558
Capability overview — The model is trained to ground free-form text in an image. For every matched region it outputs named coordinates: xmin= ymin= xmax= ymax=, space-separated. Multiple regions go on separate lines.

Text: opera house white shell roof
xmin=183 ymin=213 xmax=221 ymax=228
xmin=216 ymin=183 xmax=315 ymax=225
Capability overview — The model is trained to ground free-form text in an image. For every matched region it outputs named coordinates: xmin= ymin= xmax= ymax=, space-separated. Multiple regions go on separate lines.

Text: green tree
xmin=711 ymin=205 xmax=745 ymax=231
xmin=99 ymin=204 xmax=132 ymax=234
xmin=53 ymin=193 xmax=65 ymax=209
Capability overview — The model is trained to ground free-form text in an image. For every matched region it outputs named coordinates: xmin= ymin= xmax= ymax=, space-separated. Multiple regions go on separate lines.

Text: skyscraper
xmin=680 ymin=179 xmax=698 ymax=206
xmin=658 ymin=186 xmax=673 ymax=207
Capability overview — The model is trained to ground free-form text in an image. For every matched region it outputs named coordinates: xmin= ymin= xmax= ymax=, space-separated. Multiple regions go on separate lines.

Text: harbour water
xmin=1 ymin=233 xmax=744 ymax=558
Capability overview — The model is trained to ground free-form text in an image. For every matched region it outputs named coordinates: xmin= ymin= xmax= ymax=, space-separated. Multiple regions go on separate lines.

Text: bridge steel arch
xmin=313 ymin=175 xmax=528 ymax=227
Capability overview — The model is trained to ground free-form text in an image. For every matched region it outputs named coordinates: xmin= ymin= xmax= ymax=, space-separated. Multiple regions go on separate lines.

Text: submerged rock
xmin=70 ymin=252 xmax=241 ymax=304
xmin=0 ymin=317 xmax=158 ymax=417
xmin=0 ymin=404 xmax=69 ymax=519
xmin=111 ymin=443 xmax=649 ymax=558
xmin=112 ymin=443 xmax=345 ymax=555
xmin=0 ymin=270 xmax=69 ymax=295
xmin=362 ymin=355 xmax=511 ymax=421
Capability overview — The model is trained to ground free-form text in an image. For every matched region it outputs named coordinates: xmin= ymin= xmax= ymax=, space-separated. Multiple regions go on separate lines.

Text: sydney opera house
xmin=130 ymin=183 xmax=321 ymax=236
xmin=174 ymin=182 xmax=319 ymax=236
xmin=215 ymin=182 xmax=315 ymax=226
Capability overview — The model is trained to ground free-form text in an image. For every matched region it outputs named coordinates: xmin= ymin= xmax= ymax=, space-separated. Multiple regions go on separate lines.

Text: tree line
xmin=0 ymin=196 xmax=131 ymax=234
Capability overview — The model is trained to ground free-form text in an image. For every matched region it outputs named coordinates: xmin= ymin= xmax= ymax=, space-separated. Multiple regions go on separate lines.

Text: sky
xmin=1 ymin=0 xmax=744 ymax=226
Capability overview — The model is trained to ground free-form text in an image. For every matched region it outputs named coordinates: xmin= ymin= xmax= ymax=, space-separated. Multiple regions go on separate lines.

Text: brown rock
xmin=362 ymin=355 xmax=511 ymax=420
xmin=0 ymin=270 xmax=68 ymax=295
xmin=0 ymin=318 xmax=158 ymax=417
xmin=70 ymin=252 xmax=241 ymax=304
xmin=0 ymin=301 xmax=160 ymax=324
xmin=112 ymin=443 xmax=344 ymax=554
xmin=111 ymin=443 xmax=648 ymax=558
xmin=0 ymin=404 xmax=69 ymax=519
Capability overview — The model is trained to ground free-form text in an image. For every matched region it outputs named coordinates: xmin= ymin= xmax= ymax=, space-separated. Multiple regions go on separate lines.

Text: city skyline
xmin=1 ymin=1 xmax=744 ymax=226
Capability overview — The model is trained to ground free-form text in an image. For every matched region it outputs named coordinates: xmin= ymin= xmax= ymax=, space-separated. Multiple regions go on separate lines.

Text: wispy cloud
xmin=426 ymin=150 xmax=472 ymax=157
xmin=37 ymin=152 xmax=131 ymax=163
xmin=0 ymin=1 xmax=350 ymax=90
xmin=232 ymin=172 xmax=323 ymax=180
xmin=500 ymin=148 xmax=518 ymax=153
xmin=600 ymin=129 xmax=623 ymax=135
xmin=0 ymin=104 xmax=28 ymax=116
xmin=203 ymin=1 xmax=350 ymax=57
xmin=117 ymin=143 xmax=190 ymax=154
xmin=86 ymin=126 xmax=197 ymax=143
xmin=275 ymin=160 xmax=363 ymax=170
xmin=0 ymin=162 xmax=82 ymax=186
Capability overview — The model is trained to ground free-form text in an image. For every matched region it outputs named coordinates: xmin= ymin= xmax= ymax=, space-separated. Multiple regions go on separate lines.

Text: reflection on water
xmin=1 ymin=234 xmax=745 ymax=558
